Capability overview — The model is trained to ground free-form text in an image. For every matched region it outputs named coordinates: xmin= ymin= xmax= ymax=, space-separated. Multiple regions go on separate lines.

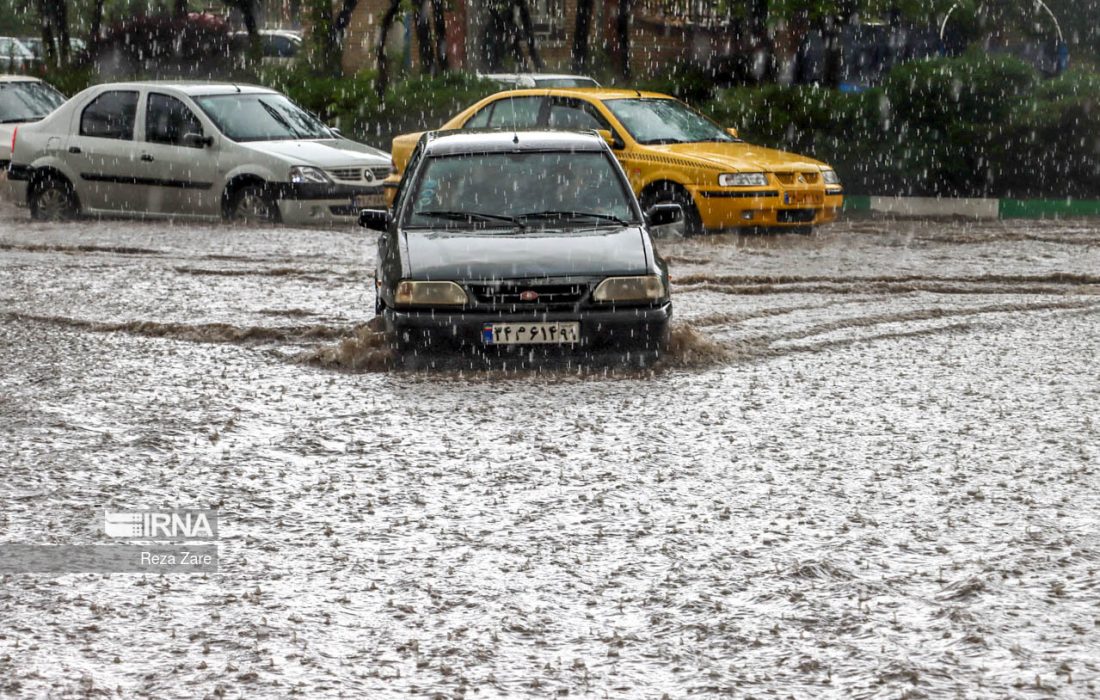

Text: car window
xmin=405 ymin=151 xmax=637 ymax=229
xmin=465 ymin=105 xmax=492 ymax=128
xmin=193 ymin=93 xmax=331 ymax=142
xmin=604 ymin=98 xmax=733 ymax=145
xmin=485 ymin=96 xmax=543 ymax=129
xmin=267 ymin=36 xmax=298 ymax=58
xmin=80 ymin=90 xmax=139 ymax=140
xmin=0 ymin=81 xmax=65 ymax=123
xmin=547 ymin=99 xmax=606 ymax=130
xmin=145 ymin=93 xmax=205 ymax=147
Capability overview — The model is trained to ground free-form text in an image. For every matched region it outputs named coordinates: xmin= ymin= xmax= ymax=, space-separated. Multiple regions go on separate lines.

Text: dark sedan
xmin=359 ymin=130 xmax=681 ymax=364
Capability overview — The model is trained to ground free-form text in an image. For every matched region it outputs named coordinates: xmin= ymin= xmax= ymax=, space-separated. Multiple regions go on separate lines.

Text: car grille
xmin=774 ymin=172 xmax=820 ymax=185
xmin=777 ymin=208 xmax=817 ymax=223
xmin=467 ymin=282 xmax=589 ymax=310
xmin=327 ymin=166 xmax=390 ymax=183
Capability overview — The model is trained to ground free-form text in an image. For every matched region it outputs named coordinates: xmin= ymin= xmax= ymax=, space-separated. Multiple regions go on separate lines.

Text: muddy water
xmin=2 ymin=205 xmax=1100 ymax=698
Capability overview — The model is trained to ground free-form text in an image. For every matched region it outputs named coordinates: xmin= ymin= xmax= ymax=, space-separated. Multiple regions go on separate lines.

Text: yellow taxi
xmin=383 ymin=88 xmax=843 ymax=234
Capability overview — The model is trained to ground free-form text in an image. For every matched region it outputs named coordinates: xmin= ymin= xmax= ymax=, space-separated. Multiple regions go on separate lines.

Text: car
xmin=19 ymin=37 xmax=87 ymax=60
xmin=0 ymin=76 xmax=66 ymax=204
xmin=479 ymin=73 xmax=600 ymax=89
xmin=230 ymin=29 xmax=302 ymax=66
xmin=6 ymin=81 xmax=391 ymax=224
xmin=361 ymin=129 xmax=680 ymax=364
xmin=384 ymin=88 xmax=843 ymax=234
xmin=0 ymin=37 xmax=35 ymax=72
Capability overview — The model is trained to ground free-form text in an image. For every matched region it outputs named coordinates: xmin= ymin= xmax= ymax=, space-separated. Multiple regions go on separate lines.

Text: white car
xmin=479 ymin=73 xmax=600 ymax=89
xmin=1 ymin=76 xmax=66 ymax=204
xmin=0 ymin=37 xmax=35 ymax=72
xmin=6 ymin=81 xmax=391 ymax=224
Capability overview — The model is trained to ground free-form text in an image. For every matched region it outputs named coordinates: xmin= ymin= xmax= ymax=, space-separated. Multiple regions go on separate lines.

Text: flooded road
xmin=2 ymin=203 xmax=1099 ymax=698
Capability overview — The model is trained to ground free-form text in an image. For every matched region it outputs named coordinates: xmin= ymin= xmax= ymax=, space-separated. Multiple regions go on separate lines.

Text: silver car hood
xmin=239 ymin=138 xmax=389 ymax=168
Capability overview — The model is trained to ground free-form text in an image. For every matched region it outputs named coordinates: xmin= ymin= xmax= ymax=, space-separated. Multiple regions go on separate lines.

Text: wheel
xmin=227 ymin=183 xmax=279 ymax=223
xmin=29 ymin=175 xmax=79 ymax=221
xmin=640 ymin=183 xmax=703 ymax=236
xmin=791 ymin=225 xmax=814 ymax=236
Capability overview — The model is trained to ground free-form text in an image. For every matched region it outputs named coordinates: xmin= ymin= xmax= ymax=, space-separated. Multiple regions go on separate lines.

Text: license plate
xmin=783 ymin=192 xmax=823 ymax=206
xmin=482 ymin=322 xmax=580 ymax=345
xmin=354 ymin=193 xmax=386 ymax=208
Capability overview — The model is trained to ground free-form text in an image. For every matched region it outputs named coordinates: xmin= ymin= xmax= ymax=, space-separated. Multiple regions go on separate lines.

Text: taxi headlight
xmin=719 ymin=172 xmax=768 ymax=187
xmin=822 ymin=169 xmax=841 ymax=185
xmin=593 ymin=275 xmax=666 ymax=303
xmin=394 ymin=280 xmax=468 ymax=307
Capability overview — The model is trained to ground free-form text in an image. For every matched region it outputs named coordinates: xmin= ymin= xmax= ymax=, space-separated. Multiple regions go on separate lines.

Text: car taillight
xmin=10 ymin=126 xmax=16 ymax=156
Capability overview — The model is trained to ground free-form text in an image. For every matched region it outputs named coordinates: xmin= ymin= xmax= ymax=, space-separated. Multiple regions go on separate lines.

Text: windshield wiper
xmin=517 ymin=210 xmax=630 ymax=226
xmin=258 ymin=100 xmax=302 ymax=138
xmin=416 ymin=210 xmax=526 ymax=228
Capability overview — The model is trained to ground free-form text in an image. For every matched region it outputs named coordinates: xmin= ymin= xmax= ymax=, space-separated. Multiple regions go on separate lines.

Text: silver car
xmin=6 ymin=81 xmax=390 ymax=224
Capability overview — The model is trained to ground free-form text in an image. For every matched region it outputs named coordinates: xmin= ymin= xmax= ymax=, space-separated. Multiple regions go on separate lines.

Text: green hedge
xmin=707 ymin=52 xmax=1100 ymax=198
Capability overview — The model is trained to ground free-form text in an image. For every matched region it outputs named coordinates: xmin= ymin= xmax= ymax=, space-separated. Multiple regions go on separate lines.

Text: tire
xmin=791 ymin=225 xmax=814 ymax=236
xmin=226 ymin=183 xmax=279 ymax=224
xmin=29 ymin=175 xmax=79 ymax=221
xmin=640 ymin=183 xmax=704 ymax=237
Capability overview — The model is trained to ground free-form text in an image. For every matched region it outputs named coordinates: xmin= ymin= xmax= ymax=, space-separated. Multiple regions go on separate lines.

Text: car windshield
xmin=0 ymin=81 xmax=65 ymax=123
xmin=193 ymin=93 xmax=332 ymax=142
xmin=605 ymin=98 xmax=734 ymax=145
xmin=405 ymin=151 xmax=637 ymax=230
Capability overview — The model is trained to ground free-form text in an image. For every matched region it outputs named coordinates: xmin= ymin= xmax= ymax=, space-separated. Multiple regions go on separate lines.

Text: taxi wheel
xmin=29 ymin=175 xmax=79 ymax=221
xmin=228 ymin=184 xmax=279 ymax=224
xmin=792 ymin=226 xmax=814 ymax=236
xmin=641 ymin=185 xmax=703 ymax=236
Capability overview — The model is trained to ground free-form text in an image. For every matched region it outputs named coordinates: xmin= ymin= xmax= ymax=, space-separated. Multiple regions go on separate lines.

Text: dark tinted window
xmin=547 ymin=99 xmax=606 ymax=130
xmin=145 ymin=93 xmax=204 ymax=147
xmin=80 ymin=90 xmax=138 ymax=140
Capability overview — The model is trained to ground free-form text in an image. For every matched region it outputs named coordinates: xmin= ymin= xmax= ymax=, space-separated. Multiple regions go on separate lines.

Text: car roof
xmin=0 ymin=75 xmax=44 ymax=83
xmin=484 ymin=87 xmax=672 ymax=100
xmin=81 ymin=81 xmax=277 ymax=96
xmin=422 ymin=130 xmax=608 ymax=156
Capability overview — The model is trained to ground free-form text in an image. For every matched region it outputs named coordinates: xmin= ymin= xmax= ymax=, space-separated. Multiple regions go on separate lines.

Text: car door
xmin=66 ymin=89 xmax=142 ymax=212
xmin=138 ymin=92 xmax=219 ymax=216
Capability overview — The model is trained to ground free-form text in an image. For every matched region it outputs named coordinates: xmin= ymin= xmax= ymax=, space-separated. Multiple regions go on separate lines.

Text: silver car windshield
xmin=0 ymin=81 xmax=66 ymax=123
xmin=405 ymin=151 xmax=638 ymax=230
xmin=193 ymin=94 xmax=332 ymax=142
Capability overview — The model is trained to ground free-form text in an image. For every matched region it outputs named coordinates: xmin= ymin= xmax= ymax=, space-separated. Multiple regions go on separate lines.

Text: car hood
xmin=239 ymin=138 xmax=389 ymax=168
xmin=403 ymin=226 xmax=649 ymax=281
xmin=652 ymin=141 xmax=829 ymax=172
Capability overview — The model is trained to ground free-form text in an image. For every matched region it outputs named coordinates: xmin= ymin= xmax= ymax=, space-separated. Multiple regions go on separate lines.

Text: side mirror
xmin=359 ymin=208 xmax=391 ymax=231
xmin=595 ymin=129 xmax=624 ymax=150
xmin=645 ymin=203 xmax=682 ymax=227
xmin=183 ymin=133 xmax=213 ymax=148
xmin=726 ymin=127 xmax=739 ymax=139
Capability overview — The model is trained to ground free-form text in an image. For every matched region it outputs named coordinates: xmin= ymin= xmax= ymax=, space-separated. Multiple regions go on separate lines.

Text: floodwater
xmin=1 ymin=203 xmax=1099 ymax=698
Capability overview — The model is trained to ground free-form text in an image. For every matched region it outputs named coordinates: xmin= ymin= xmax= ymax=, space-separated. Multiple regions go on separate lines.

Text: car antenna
xmin=233 ymin=84 xmax=241 ymax=93
xmin=513 ymin=132 xmax=519 ymax=144
xmin=635 ymin=89 xmax=642 ymax=97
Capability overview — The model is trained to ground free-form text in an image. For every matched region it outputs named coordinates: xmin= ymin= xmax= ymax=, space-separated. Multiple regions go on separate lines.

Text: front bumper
xmin=692 ymin=185 xmax=843 ymax=230
xmin=276 ymin=182 xmax=386 ymax=225
xmin=383 ymin=303 xmax=673 ymax=354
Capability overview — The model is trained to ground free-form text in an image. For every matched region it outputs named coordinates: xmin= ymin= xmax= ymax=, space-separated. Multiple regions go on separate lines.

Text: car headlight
xmin=289 ymin=166 xmax=331 ymax=184
xmin=718 ymin=172 xmax=768 ymax=187
xmin=821 ymin=169 xmax=841 ymax=185
xmin=592 ymin=275 xmax=666 ymax=303
xmin=394 ymin=280 xmax=468 ymax=307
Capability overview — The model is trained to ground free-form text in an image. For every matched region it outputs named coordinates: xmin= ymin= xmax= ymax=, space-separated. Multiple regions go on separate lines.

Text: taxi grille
xmin=775 ymin=172 xmax=821 ymax=185
xmin=468 ymin=282 xmax=588 ymax=310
